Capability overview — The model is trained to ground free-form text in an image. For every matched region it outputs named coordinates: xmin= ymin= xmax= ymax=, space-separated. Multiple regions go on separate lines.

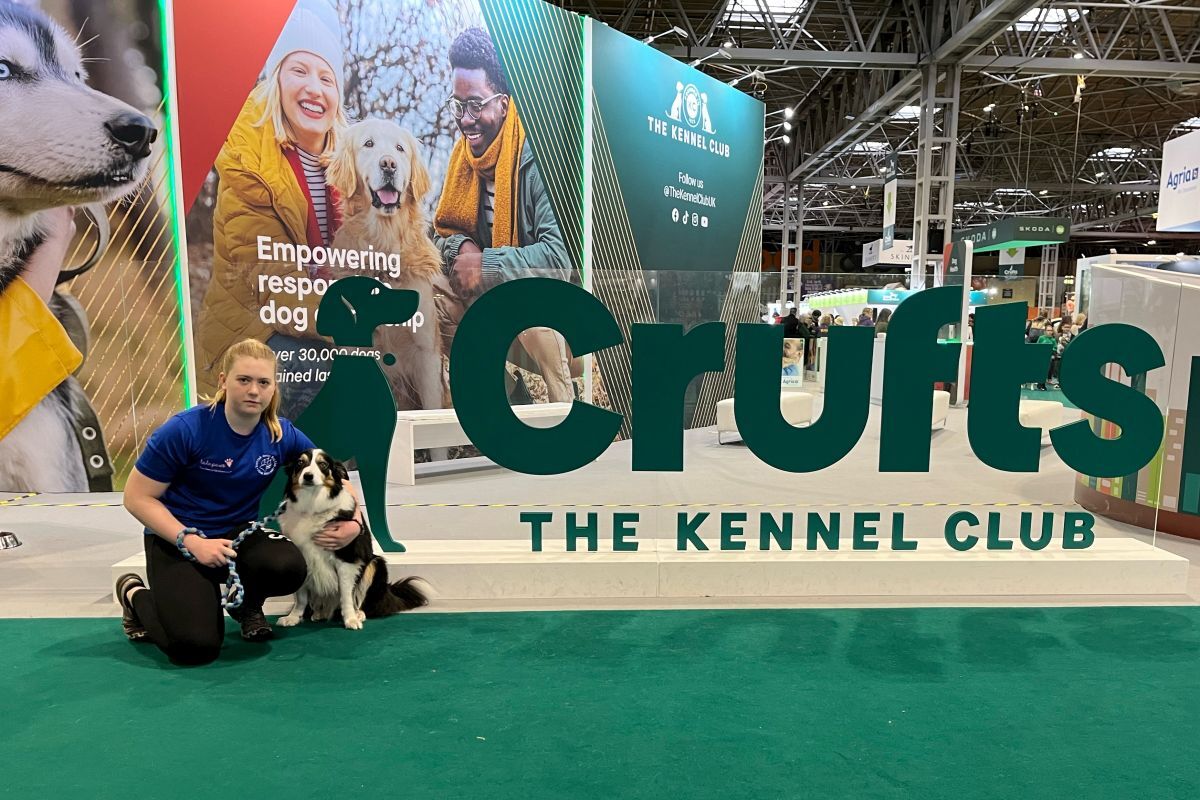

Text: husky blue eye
xmin=0 ymin=62 xmax=12 ymax=80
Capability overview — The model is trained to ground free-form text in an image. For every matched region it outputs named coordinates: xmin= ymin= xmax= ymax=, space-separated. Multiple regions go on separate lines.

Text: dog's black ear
xmin=283 ymin=456 xmax=303 ymax=501
xmin=334 ymin=461 xmax=350 ymax=481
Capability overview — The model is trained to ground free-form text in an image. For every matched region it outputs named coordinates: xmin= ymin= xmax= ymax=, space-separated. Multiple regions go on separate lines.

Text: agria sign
xmin=448 ymin=279 xmax=1192 ymax=481
xmin=1165 ymin=165 xmax=1200 ymax=191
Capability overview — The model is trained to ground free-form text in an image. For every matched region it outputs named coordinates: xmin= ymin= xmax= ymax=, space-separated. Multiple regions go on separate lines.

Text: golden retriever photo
xmin=326 ymin=118 xmax=447 ymax=411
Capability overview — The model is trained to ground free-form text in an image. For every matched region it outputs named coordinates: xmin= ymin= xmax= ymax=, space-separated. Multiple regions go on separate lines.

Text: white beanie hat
xmin=263 ymin=0 xmax=345 ymax=93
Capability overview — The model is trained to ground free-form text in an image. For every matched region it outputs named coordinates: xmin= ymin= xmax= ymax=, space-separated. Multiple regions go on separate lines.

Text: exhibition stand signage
xmin=863 ymin=239 xmax=913 ymax=268
xmin=1157 ymin=128 xmax=1200 ymax=232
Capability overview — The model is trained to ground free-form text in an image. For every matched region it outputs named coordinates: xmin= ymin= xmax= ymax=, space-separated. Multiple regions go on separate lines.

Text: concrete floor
xmin=2 ymin=390 xmax=1198 ymax=617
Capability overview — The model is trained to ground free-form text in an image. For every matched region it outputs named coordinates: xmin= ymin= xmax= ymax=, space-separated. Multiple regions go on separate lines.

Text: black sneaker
xmin=231 ymin=606 xmax=274 ymax=641
xmin=114 ymin=573 xmax=149 ymax=642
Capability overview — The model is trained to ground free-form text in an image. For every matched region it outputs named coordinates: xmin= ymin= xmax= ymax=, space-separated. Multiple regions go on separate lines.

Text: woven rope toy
xmin=176 ymin=501 xmax=288 ymax=610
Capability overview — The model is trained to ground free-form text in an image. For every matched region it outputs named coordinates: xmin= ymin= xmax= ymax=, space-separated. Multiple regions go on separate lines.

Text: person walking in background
xmin=782 ymin=308 xmax=802 ymax=338
xmin=875 ymin=307 xmax=891 ymax=334
xmin=434 ymin=27 xmax=577 ymax=403
xmin=199 ymin=0 xmax=348 ymax=418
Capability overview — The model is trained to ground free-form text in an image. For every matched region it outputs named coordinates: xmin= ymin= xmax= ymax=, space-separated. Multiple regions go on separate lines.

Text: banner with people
xmin=0 ymin=0 xmax=184 ymax=493
xmin=177 ymin=0 xmax=587 ymax=438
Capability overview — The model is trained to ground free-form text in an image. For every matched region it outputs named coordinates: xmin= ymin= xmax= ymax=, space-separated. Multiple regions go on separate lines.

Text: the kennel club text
xmin=519 ymin=510 xmax=1097 ymax=552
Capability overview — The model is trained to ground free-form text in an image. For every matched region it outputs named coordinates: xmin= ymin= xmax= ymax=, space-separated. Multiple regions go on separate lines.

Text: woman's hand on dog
xmin=24 ymin=207 xmax=76 ymax=302
xmin=314 ymin=518 xmax=361 ymax=550
xmin=184 ymin=535 xmax=238 ymax=568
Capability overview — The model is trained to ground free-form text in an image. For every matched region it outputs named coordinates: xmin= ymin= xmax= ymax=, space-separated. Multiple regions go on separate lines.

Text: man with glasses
xmin=433 ymin=26 xmax=577 ymax=404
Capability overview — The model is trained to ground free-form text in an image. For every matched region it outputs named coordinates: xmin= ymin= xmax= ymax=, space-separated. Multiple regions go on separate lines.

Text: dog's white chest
xmin=299 ymin=543 xmax=341 ymax=597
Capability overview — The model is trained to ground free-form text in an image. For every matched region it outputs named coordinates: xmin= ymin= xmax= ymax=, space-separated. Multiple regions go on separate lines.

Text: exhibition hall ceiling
xmin=555 ymin=0 xmax=1200 ymax=244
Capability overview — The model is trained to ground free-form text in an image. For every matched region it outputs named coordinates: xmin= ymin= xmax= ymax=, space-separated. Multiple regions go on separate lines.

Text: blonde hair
xmin=206 ymin=339 xmax=283 ymax=442
xmin=251 ymin=59 xmax=348 ymax=153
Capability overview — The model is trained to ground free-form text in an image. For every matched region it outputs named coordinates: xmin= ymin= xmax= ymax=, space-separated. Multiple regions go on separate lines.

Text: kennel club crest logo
xmin=667 ymin=81 xmax=716 ymax=134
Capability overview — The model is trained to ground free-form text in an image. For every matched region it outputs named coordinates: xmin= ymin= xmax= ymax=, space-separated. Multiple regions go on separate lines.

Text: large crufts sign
xmin=954 ymin=217 xmax=1070 ymax=252
xmin=447 ymin=279 xmax=1176 ymax=481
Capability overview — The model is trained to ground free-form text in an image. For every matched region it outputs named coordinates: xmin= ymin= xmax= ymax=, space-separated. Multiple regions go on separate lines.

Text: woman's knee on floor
xmin=165 ymin=631 xmax=223 ymax=666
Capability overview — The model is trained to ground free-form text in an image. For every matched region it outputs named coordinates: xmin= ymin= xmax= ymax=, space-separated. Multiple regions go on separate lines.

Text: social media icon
xmin=701 ymin=216 xmax=709 ymax=228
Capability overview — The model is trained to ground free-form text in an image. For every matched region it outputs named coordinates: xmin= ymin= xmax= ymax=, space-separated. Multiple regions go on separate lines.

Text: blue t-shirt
xmin=135 ymin=404 xmax=315 ymax=534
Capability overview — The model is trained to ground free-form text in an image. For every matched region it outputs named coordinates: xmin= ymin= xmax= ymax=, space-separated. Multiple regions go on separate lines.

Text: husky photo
xmin=0 ymin=0 xmax=180 ymax=493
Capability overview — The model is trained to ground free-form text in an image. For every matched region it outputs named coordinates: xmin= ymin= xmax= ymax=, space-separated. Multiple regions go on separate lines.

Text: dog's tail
xmin=362 ymin=556 xmax=430 ymax=617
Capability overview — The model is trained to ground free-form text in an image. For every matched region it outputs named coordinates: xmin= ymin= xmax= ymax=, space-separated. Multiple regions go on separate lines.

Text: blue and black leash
xmin=176 ymin=501 xmax=288 ymax=610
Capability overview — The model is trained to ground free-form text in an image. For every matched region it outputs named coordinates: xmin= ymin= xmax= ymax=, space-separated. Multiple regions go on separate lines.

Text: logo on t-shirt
xmin=255 ymin=454 xmax=278 ymax=475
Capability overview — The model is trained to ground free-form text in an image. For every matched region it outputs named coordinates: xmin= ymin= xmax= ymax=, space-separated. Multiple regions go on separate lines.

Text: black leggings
xmin=132 ymin=530 xmax=307 ymax=666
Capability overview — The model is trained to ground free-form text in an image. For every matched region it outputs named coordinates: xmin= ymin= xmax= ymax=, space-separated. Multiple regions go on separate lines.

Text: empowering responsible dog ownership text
xmin=253 ymin=235 xmax=421 ymax=334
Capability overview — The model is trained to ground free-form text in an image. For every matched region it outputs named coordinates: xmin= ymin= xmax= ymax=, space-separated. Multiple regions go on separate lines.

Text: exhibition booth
xmin=0 ymin=0 xmax=1196 ymax=617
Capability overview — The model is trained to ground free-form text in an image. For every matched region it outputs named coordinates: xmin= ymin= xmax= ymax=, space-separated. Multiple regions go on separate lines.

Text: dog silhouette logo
xmin=262 ymin=277 xmax=421 ymax=552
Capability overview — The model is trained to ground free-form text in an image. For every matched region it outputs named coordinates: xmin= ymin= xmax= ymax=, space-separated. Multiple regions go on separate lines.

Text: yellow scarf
xmin=435 ymin=99 xmax=524 ymax=248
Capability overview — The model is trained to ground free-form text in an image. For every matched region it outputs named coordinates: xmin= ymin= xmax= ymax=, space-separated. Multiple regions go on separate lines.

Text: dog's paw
xmin=277 ymin=615 xmax=302 ymax=628
xmin=311 ymin=611 xmax=329 ymax=622
xmin=356 ymin=610 xmax=366 ymax=623
xmin=343 ymin=615 xmax=363 ymax=631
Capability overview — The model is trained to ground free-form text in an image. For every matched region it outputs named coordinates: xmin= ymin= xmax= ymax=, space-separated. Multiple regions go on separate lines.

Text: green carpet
xmin=5 ymin=607 xmax=1200 ymax=799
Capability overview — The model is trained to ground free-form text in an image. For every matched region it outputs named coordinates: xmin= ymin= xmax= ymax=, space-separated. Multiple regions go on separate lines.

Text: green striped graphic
xmin=481 ymin=0 xmax=585 ymax=278
xmin=693 ymin=165 xmax=765 ymax=426
xmin=590 ymin=99 xmax=654 ymax=437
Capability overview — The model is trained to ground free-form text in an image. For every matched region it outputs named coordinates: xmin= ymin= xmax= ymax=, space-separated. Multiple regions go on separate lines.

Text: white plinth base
xmin=112 ymin=536 xmax=1188 ymax=605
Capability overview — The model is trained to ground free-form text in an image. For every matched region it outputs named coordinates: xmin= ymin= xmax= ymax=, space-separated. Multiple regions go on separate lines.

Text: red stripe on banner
xmin=174 ymin=0 xmax=298 ymax=210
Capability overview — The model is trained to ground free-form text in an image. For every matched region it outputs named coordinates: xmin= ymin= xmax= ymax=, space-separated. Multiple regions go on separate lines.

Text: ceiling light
xmin=850 ymin=184 xmax=857 ymax=190
xmin=783 ymin=134 xmax=790 ymax=144
xmin=1073 ymin=52 xmax=1085 ymax=60
xmin=784 ymin=107 xmax=795 ymax=120
xmin=783 ymin=121 xmax=792 ymax=131
xmin=1039 ymin=189 xmax=1049 ymax=195
xmin=643 ymin=25 xmax=689 ymax=44
xmin=1147 ymin=240 xmax=1157 ymax=246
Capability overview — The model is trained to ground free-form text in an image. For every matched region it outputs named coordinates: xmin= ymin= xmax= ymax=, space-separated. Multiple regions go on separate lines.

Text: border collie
xmin=276 ymin=449 xmax=427 ymax=630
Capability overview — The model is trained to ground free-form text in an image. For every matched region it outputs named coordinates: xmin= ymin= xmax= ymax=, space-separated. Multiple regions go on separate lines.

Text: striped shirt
xmin=484 ymin=178 xmax=496 ymax=229
xmin=296 ymin=147 xmax=330 ymax=244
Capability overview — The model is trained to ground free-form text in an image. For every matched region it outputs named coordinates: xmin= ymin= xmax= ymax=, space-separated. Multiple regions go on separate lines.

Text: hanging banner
xmin=882 ymin=153 xmax=898 ymax=250
xmin=863 ymin=239 xmax=913 ymax=268
xmin=999 ymin=246 xmax=1026 ymax=276
xmin=1157 ymin=129 xmax=1200 ymax=233
xmin=954 ymin=217 xmax=1069 ymax=252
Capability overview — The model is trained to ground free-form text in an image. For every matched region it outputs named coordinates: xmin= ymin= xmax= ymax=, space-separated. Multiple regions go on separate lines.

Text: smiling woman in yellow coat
xmin=196 ymin=0 xmax=347 ymax=419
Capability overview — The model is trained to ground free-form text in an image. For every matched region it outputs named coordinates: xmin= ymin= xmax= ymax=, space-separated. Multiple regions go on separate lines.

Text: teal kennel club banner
xmin=590 ymin=23 xmax=765 ymax=271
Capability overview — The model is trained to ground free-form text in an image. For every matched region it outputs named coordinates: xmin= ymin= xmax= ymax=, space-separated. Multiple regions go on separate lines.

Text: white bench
xmin=1018 ymin=399 xmax=1064 ymax=443
xmin=387 ymin=402 xmax=573 ymax=485
xmin=932 ymin=390 xmax=951 ymax=429
xmin=716 ymin=392 xmax=815 ymax=444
